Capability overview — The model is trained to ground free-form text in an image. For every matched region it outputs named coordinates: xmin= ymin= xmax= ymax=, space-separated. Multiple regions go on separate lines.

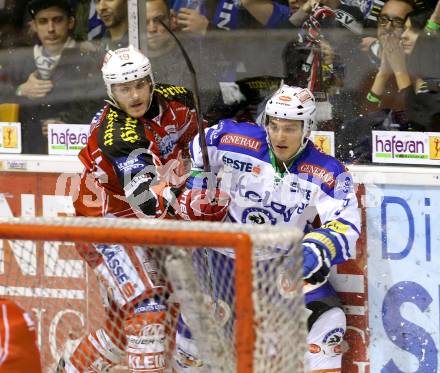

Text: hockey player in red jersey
xmin=62 ymin=46 xmax=228 ymax=373
xmin=74 ymin=45 xmax=198 ymax=219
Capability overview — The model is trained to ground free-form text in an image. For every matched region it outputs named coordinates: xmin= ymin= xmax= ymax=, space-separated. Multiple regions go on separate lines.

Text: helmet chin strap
xmin=105 ymin=96 xmax=120 ymax=109
xmin=286 ymin=136 xmax=309 ymax=163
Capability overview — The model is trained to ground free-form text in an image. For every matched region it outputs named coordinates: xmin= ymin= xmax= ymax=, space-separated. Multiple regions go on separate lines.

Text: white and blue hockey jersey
xmin=188 ymin=119 xmax=361 ymax=303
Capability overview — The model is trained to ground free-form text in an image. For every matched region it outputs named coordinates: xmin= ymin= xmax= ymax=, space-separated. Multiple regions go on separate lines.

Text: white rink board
xmin=0 ymin=154 xmax=439 ymax=372
xmin=366 ymin=184 xmax=440 ymax=373
xmin=0 ymin=154 xmax=439 ymax=186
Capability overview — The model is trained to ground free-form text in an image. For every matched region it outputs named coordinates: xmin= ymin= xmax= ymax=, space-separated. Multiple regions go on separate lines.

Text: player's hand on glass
xmin=302 ymin=242 xmax=331 ymax=284
xmin=177 ymin=8 xmax=209 ymax=35
xmin=19 ymin=72 xmax=53 ymax=99
xmin=177 ymin=188 xmax=230 ymax=221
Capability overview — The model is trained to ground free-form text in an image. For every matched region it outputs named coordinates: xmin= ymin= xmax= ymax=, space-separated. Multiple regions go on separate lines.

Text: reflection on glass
xmin=0 ymin=0 xmax=438 ymax=162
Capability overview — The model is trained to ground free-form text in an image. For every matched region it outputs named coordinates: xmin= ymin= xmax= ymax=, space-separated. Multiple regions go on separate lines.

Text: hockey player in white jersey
xmin=179 ymin=84 xmax=360 ymax=372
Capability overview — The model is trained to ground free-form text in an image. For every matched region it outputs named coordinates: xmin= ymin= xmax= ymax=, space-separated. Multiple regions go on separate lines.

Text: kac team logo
xmin=242 ymin=207 xmax=277 ymax=225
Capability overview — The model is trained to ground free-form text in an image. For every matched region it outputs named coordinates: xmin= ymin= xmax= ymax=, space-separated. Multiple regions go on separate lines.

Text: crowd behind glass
xmin=0 ymin=0 xmax=439 ymax=161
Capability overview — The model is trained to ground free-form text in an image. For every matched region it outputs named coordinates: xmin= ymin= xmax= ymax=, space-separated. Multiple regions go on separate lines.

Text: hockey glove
xmin=302 ymin=242 xmax=331 ymax=285
xmin=177 ymin=188 xmax=230 ymax=221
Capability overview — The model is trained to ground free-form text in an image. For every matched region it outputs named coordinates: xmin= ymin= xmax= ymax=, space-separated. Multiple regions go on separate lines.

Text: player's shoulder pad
xmin=297 ymin=142 xmax=351 ymax=192
xmin=89 ymin=104 xmax=108 ymax=132
xmin=154 ymin=83 xmax=195 ymax=109
xmin=205 ymin=119 xmax=266 ymax=148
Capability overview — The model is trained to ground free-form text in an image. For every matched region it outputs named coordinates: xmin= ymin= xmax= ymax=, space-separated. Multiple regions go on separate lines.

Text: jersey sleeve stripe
xmin=335 ymin=217 xmax=361 ymax=235
xmin=303 ymin=231 xmax=338 ymax=260
xmin=330 ymin=230 xmax=351 ymax=261
xmin=319 ymin=219 xmax=353 ymax=258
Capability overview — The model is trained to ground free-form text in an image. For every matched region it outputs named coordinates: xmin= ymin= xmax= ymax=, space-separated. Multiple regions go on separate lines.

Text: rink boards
xmin=0 ymin=155 xmax=439 ymax=373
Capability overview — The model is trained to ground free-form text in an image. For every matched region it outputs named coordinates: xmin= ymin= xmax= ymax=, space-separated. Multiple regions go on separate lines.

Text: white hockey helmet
xmin=102 ymin=45 xmax=155 ymax=107
xmin=265 ymin=85 xmax=316 ymax=131
xmin=265 ymin=85 xmax=316 ymax=157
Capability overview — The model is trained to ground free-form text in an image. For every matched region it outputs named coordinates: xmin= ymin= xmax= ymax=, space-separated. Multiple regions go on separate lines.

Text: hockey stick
xmin=154 ymin=17 xmax=211 ymax=174
xmin=155 ymin=17 xmax=220 ymax=316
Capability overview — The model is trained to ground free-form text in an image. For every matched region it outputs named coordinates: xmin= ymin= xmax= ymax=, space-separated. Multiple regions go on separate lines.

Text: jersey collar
xmin=268 ymin=146 xmax=304 ymax=178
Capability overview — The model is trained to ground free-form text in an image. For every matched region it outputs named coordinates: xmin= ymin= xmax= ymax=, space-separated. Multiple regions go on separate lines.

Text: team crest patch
xmin=220 ymin=134 xmax=261 ymax=151
xmin=321 ymin=327 xmax=345 ymax=357
xmin=323 ymin=327 xmax=345 ymax=346
xmin=242 ymin=208 xmax=277 ymax=225
xmin=298 ymin=163 xmax=335 ymax=188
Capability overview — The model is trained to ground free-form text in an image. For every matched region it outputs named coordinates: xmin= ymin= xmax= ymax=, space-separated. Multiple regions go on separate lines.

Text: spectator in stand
xmin=0 ymin=0 xmax=103 ymax=154
xmin=240 ymin=0 xmax=294 ymax=28
xmin=171 ymin=1 xmax=296 ymax=83
xmin=95 ymin=0 xmax=128 ymax=50
xmin=210 ymin=0 xmax=292 ymax=30
xmin=87 ymin=0 xmax=106 ymax=40
xmin=146 ymin=0 xmax=178 ymax=59
xmin=366 ymin=0 xmax=415 ymax=117
xmin=370 ymin=5 xmax=440 ymax=130
xmin=146 ymin=0 xmax=229 ymax=112
xmin=361 ymin=0 xmax=434 ymax=61
xmin=241 ymin=0 xmax=364 ymax=131
xmin=403 ymin=2 xmax=440 ymax=130
xmin=172 ymin=0 xmax=211 ymax=35
xmin=173 ymin=0 xmax=293 ymax=32
xmin=241 ymin=0 xmax=364 ymax=29
xmin=0 ymin=0 xmax=30 ymax=48
xmin=335 ymin=0 xmax=417 ymax=163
